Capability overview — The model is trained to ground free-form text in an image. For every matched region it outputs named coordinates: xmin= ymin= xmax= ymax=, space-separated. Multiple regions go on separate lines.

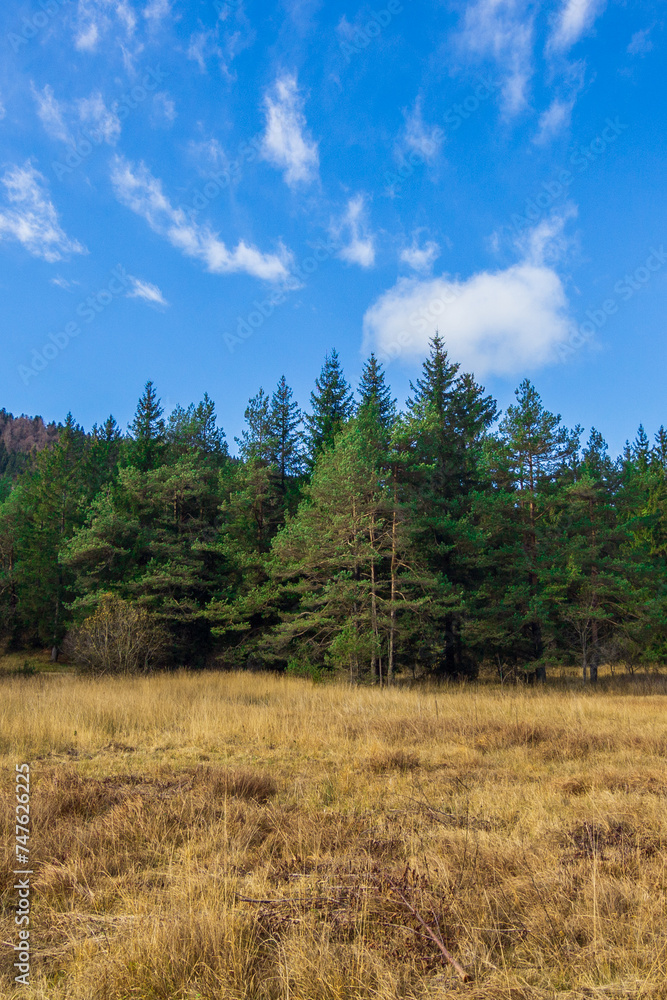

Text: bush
xmin=62 ymin=593 xmax=169 ymax=675
xmin=285 ymin=659 xmax=325 ymax=683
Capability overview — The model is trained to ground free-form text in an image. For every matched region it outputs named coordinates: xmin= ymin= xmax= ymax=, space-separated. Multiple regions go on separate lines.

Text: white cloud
xmin=187 ymin=30 xmax=221 ymax=72
xmin=457 ymin=0 xmax=534 ymax=116
xmin=400 ymin=237 xmax=441 ymax=274
xmin=534 ymin=96 xmax=575 ymax=143
xmin=402 ymin=97 xmax=443 ymax=162
xmin=260 ymin=73 xmax=319 ymax=187
xmin=331 ymin=195 xmax=375 ymax=268
xmin=627 ymin=26 xmax=653 ymax=56
xmin=363 ymin=213 xmax=577 ymax=376
xmin=33 ymin=85 xmax=121 ymax=146
xmin=110 ymin=155 xmax=292 ymax=283
xmin=74 ymin=0 xmax=138 ymax=51
xmin=76 ymin=20 xmax=100 ymax=50
xmin=33 ymin=84 xmax=71 ymax=143
xmin=144 ymin=0 xmax=171 ymax=21
xmin=0 ymin=97 xmax=5 ymax=121
xmin=77 ymin=91 xmax=121 ymax=144
xmin=0 ymin=163 xmax=86 ymax=263
xmin=514 ymin=204 xmax=577 ymax=265
xmin=152 ymin=91 xmax=177 ymax=124
xmin=127 ymin=275 xmax=169 ymax=306
xmin=50 ymin=275 xmax=80 ymax=290
xmin=547 ymin=0 xmax=606 ymax=53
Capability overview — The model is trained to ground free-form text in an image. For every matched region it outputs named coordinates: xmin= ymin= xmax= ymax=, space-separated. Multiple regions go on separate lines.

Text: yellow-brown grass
xmin=1 ymin=668 xmax=666 ymax=999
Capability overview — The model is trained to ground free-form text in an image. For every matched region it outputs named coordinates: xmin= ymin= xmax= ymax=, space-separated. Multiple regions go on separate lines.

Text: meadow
xmin=1 ymin=659 xmax=666 ymax=999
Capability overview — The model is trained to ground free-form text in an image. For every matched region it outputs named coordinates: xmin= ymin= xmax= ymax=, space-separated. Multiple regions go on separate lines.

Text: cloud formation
xmin=457 ymin=0 xmax=534 ymax=116
xmin=74 ymin=0 xmax=138 ymax=52
xmin=402 ymin=97 xmax=443 ymax=162
xmin=0 ymin=163 xmax=86 ymax=263
xmin=110 ymin=155 xmax=292 ymax=283
xmin=331 ymin=195 xmax=375 ymax=268
xmin=400 ymin=236 xmax=440 ymax=273
xmin=547 ymin=0 xmax=605 ymax=53
xmin=33 ymin=84 xmax=121 ymax=146
xmin=127 ymin=275 xmax=169 ymax=306
xmin=33 ymin=84 xmax=70 ymax=143
xmin=260 ymin=74 xmax=319 ymax=186
xmin=363 ymin=215 xmax=576 ymax=376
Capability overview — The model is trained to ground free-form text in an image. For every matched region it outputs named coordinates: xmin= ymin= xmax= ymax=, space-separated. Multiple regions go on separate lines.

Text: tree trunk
xmin=388 ymin=503 xmax=397 ymax=685
xmin=50 ymin=645 xmax=59 ymax=663
xmin=369 ymin=520 xmax=379 ymax=683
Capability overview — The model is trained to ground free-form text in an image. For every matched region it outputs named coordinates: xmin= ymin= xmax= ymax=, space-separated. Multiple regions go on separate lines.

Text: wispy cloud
xmin=456 ymin=0 xmax=534 ymax=117
xmin=50 ymin=275 xmax=80 ymax=290
xmin=331 ymin=195 xmax=375 ymax=268
xmin=534 ymin=96 xmax=575 ymax=143
xmin=152 ymin=91 xmax=176 ymax=125
xmin=74 ymin=0 xmax=138 ymax=52
xmin=127 ymin=275 xmax=169 ymax=306
xmin=77 ymin=91 xmax=121 ymax=143
xmin=627 ymin=26 xmax=654 ymax=56
xmin=402 ymin=96 xmax=443 ymax=162
xmin=364 ymin=211 xmax=578 ymax=375
xmin=33 ymin=84 xmax=121 ymax=146
xmin=260 ymin=73 xmax=319 ymax=187
xmin=0 ymin=163 xmax=87 ymax=263
xmin=33 ymin=84 xmax=70 ymax=143
xmin=187 ymin=30 xmax=222 ymax=72
xmin=547 ymin=0 xmax=606 ymax=54
xmin=144 ymin=0 xmax=171 ymax=23
xmin=400 ymin=235 xmax=440 ymax=273
xmin=110 ymin=155 xmax=292 ymax=283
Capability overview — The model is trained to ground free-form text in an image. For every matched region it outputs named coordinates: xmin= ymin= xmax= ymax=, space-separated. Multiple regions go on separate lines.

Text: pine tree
xmin=129 ymin=381 xmax=165 ymax=471
xmin=89 ymin=415 xmax=123 ymax=493
xmin=652 ymin=426 xmax=667 ymax=471
xmin=235 ymin=388 xmax=274 ymax=464
xmin=632 ymin=424 xmax=650 ymax=471
xmin=167 ymin=393 xmax=227 ymax=463
xmin=305 ymin=349 xmax=354 ymax=462
xmin=12 ymin=414 xmax=89 ymax=651
xmin=494 ymin=380 xmax=581 ymax=673
xmin=402 ymin=334 xmax=497 ymax=676
xmin=269 ymin=375 xmax=304 ymax=491
xmin=357 ymin=354 xmax=396 ymax=431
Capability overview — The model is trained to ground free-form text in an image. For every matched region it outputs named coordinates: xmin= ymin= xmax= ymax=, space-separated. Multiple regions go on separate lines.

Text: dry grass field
xmin=1 ymin=659 xmax=667 ymax=999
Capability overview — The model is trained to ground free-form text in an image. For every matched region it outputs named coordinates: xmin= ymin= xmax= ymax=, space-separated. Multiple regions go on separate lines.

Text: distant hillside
xmin=0 ymin=408 xmax=60 ymax=478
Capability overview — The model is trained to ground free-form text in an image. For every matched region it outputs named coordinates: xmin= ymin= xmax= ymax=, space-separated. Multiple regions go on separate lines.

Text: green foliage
xmin=0 ymin=353 xmax=664 ymax=684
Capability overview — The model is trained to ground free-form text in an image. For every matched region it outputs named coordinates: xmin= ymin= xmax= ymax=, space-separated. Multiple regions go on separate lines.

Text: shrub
xmin=62 ymin=593 xmax=168 ymax=675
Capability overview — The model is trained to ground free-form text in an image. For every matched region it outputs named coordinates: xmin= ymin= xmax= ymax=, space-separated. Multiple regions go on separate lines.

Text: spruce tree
xmin=167 ymin=393 xmax=227 ymax=463
xmin=496 ymin=380 xmax=581 ymax=673
xmin=129 ymin=381 xmax=165 ymax=471
xmin=235 ymin=388 xmax=274 ymax=464
xmin=305 ymin=349 xmax=354 ymax=462
xmin=269 ymin=375 xmax=304 ymax=490
xmin=357 ymin=353 xmax=396 ymax=431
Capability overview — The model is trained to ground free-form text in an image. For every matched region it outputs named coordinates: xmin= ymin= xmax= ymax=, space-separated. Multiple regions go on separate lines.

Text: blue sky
xmin=0 ymin=0 xmax=664 ymax=455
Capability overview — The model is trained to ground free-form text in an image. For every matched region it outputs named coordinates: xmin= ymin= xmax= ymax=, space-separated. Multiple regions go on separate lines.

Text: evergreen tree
xmin=493 ymin=380 xmax=580 ymax=672
xmin=402 ymin=334 xmax=497 ymax=676
xmin=235 ymin=388 xmax=274 ymax=464
xmin=11 ymin=414 xmax=89 ymax=651
xmin=357 ymin=354 xmax=396 ymax=431
xmin=305 ymin=349 xmax=354 ymax=462
xmin=269 ymin=375 xmax=304 ymax=491
xmin=129 ymin=381 xmax=165 ymax=471
xmin=167 ymin=393 xmax=227 ymax=463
